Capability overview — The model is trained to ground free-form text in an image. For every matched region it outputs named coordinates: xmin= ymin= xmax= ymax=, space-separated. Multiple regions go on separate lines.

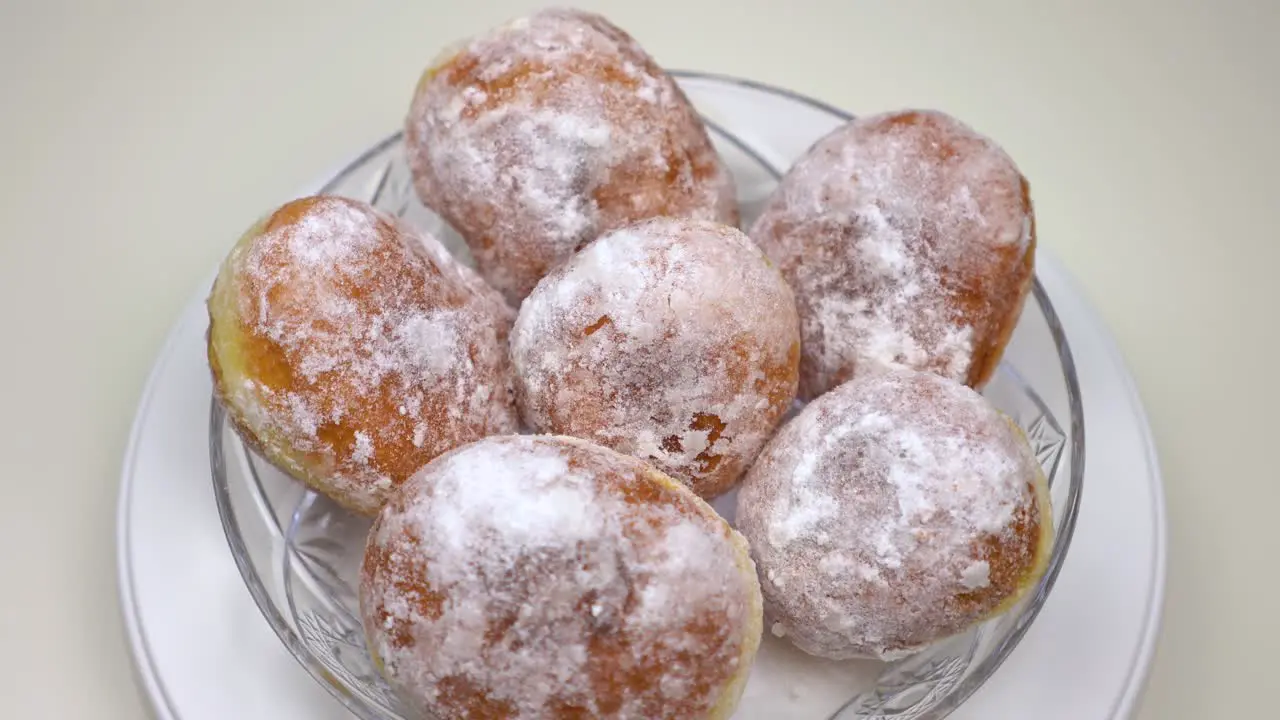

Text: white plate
xmin=116 ymin=79 xmax=1166 ymax=720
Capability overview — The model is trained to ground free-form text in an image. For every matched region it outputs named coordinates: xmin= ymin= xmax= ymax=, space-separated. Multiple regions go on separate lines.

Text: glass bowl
xmin=211 ymin=72 xmax=1083 ymax=720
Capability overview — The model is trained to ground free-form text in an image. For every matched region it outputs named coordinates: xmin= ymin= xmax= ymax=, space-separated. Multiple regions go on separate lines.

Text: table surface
xmin=2 ymin=1 xmax=1276 ymax=718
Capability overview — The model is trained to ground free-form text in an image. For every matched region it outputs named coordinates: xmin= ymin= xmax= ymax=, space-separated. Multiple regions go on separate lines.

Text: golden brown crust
xmin=206 ymin=196 xmax=517 ymax=515
xmin=207 ymin=324 xmax=276 ymax=465
xmin=405 ymin=7 xmax=738 ymax=304
xmin=965 ymin=187 xmax=1037 ymax=389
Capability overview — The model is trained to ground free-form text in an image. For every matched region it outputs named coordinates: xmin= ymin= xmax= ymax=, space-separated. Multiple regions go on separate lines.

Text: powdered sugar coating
xmin=750 ymin=110 xmax=1035 ymax=399
xmin=360 ymin=435 xmax=763 ymax=719
xmin=406 ymin=7 xmax=738 ymax=304
xmin=510 ymin=217 xmax=800 ymax=499
xmin=735 ymin=368 xmax=1051 ymax=660
xmin=206 ymin=196 xmax=518 ymax=515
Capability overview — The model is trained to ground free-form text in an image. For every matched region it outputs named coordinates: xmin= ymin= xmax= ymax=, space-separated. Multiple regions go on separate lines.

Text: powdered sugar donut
xmin=735 ymin=368 xmax=1052 ymax=660
xmin=750 ymin=110 xmax=1035 ymax=399
xmin=511 ymin=217 xmax=800 ymax=499
xmin=360 ymin=435 xmax=763 ymax=719
xmin=406 ymin=7 xmax=738 ymax=304
xmin=206 ymin=195 xmax=518 ymax=516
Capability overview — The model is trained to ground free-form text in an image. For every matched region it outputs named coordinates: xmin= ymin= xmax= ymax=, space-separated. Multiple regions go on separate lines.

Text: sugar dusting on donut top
xmin=361 ymin=435 xmax=760 ymax=719
xmin=406 ymin=6 xmax=738 ymax=302
xmin=738 ymin=369 xmax=1048 ymax=659
xmin=750 ymin=109 xmax=1034 ymax=396
xmin=209 ymin=196 xmax=516 ymax=514
xmin=510 ymin=218 xmax=800 ymax=497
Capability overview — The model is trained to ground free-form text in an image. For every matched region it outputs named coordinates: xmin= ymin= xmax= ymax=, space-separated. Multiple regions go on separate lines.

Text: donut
xmin=735 ymin=368 xmax=1053 ymax=660
xmin=405 ymin=7 xmax=739 ymax=304
xmin=750 ymin=109 xmax=1035 ymax=399
xmin=359 ymin=434 xmax=763 ymax=719
xmin=206 ymin=195 xmax=518 ymax=516
xmin=510 ymin=217 xmax=800 ymax=499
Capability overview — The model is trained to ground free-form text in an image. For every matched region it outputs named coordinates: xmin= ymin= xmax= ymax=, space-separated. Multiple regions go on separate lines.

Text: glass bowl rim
xmin=209 ymin=69 xmax=1085 ymax=720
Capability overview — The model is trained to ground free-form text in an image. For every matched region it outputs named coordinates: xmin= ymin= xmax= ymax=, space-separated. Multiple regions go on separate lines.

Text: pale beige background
xmin=1 ymin=0 xmax=1276 ymax=718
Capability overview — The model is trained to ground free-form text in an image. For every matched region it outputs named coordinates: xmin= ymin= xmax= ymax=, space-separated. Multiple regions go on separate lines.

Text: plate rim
xmin=1041 ymin=263 xmax=1168 ymax=719
xmin=117 ymin=274 xmax=205 ymax=720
